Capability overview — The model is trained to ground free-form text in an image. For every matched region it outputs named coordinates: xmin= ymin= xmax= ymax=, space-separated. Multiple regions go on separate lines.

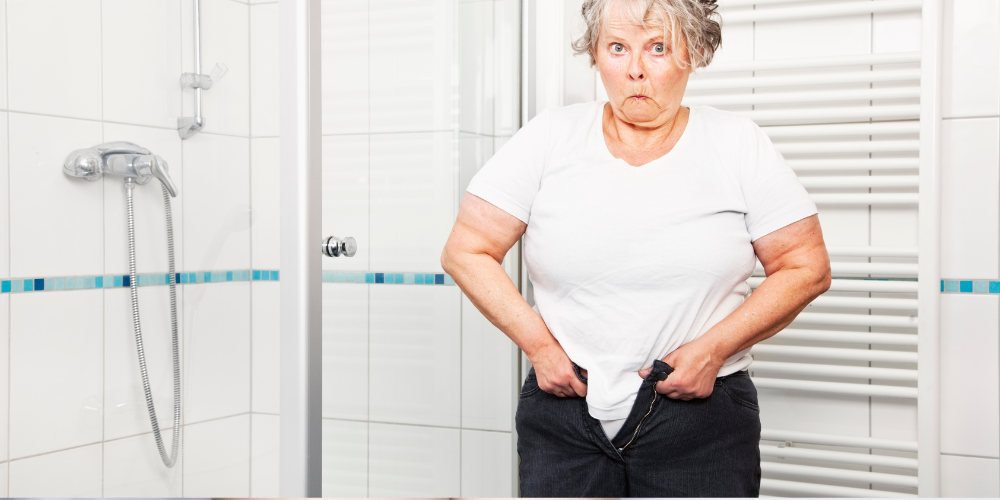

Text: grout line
xmin=322 ymin=416 xmax=512 ymax=434
xmin=246 ymin=1 xmax=254 ymax=495
xmin=940 ymin=452 xmax=1000 ymax=460
xmin=99 ymin=1 xmax=106 ymax=493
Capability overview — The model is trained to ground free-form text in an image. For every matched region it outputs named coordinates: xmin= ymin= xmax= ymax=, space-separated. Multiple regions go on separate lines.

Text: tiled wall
xmin=0 ymin=0 xmax=260 ymax=495
xmin=937 ymin=0 xmax=1000 ymax=495
xmin=0 ymin=0 xmax=520 ymax=496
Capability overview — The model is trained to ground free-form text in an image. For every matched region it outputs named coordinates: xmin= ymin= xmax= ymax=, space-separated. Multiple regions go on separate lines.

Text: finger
xmin=569 ymin=377 xmax=588 ymax=397
xmin=638 ymin=368 xmax=650 ymax=378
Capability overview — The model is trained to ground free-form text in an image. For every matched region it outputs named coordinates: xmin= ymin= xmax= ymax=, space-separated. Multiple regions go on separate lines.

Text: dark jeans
xmin=515 ymin=359 xmax=761 ymax=497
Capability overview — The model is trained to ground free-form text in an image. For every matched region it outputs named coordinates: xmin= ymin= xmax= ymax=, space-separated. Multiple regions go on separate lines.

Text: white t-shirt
xmin=467 ymin=101 xmax=817 ymax=421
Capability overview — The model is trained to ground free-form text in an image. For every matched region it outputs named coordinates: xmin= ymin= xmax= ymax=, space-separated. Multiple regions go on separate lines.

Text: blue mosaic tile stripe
xmin=0 ymin=269 xmax=458 ymax=293
xmin=942 ymin=279 xmax=1000 ymax=294
xmin=320 ymin=271 xmax=454 ymax=286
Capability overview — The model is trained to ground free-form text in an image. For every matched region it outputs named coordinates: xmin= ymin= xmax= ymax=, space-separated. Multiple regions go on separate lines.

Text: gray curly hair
xmin=571 ymin=0 xmax=722 ymax=69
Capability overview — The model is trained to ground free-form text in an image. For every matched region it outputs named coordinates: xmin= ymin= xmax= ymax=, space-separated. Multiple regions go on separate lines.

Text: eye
xmin=652 ymin=44 xmax=666 ymax=54
xmin=611 ymin=43 xmax=625 ymax=54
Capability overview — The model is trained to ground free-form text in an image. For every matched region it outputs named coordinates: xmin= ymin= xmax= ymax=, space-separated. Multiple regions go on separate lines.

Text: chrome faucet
xmin=64 ymin=141 xmax=178 ymax=197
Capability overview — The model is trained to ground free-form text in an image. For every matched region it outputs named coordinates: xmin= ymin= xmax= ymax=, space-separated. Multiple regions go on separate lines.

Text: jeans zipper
xmin=617 ymin=391 xmax=658 ymax=453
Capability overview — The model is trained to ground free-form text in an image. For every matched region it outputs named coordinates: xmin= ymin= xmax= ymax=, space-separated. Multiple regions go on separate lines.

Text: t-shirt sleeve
xmin=740 ymin=119 xmax=818 ymax=242
xmin=465 ymin=109 xmax=552 ymax=224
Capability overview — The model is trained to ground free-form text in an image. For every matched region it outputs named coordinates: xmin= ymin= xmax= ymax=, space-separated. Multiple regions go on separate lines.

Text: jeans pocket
xmin=718 ymin=372 xmax=760 ymax=412
xmin=520 ymin=368 xmax=541 ymax=398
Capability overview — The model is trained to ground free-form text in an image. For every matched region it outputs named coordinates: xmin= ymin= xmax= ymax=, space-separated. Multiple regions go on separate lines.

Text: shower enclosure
xmin=0 ymin=0 xmax=520 ymax=496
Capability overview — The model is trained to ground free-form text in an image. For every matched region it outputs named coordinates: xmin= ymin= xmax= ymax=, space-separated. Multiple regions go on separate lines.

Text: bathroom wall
xmin=0 ymin=0 xmax=261 ymax=495
xmin=553 ymin=0 xmax=1000 ymax=496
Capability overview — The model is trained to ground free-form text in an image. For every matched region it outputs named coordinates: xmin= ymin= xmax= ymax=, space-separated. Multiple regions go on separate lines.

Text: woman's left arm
xmin=639 ymin=214 xmax=832 ymax=399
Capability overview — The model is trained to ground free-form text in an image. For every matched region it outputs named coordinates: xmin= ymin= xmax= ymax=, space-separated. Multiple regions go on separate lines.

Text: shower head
xmin=64 ymin=142 xmax=178 ymax=197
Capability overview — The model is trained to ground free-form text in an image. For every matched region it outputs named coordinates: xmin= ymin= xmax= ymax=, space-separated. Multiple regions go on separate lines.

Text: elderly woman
xmin=441 ymin=0 xmax=831 ymax=496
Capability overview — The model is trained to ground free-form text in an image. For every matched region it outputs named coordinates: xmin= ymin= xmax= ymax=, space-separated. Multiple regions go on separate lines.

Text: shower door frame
xmin=278 ymin=0 xmax=323 ymax=496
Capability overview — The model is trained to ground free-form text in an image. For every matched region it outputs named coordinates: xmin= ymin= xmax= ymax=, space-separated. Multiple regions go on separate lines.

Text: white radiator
xmin=679 ymin=0 xmax=942 ymax=496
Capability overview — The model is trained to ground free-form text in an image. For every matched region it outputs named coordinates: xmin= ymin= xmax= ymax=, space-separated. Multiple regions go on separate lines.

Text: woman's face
xmin=593 ymin=13 xmax=692 ymax=128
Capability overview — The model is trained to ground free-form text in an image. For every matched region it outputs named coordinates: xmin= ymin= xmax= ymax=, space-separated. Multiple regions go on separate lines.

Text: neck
xmin=604 ymin=104 xmax=689 ymax=151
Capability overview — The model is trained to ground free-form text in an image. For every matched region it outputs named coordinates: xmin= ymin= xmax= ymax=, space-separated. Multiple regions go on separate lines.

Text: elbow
xmin=440 ymin=244 xmax=455 ymax=276
xmin=814 ymin=261 xmax=832 ymax=297
xmin=440 ymin=240 xmax=465 ymax=277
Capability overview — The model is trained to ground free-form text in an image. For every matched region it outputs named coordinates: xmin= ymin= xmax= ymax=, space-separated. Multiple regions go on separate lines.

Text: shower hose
xmin=126 ymin=180 xmax=181 ymax=468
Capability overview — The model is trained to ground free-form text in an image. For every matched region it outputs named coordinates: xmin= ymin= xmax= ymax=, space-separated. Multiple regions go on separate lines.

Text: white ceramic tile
xmin=0 ymin=113 xmax=8 ymax=279
xmin=104 ymin=286 xmax=185 ymax=440
xmin=873 ymin=10 xmax=923 ymax=54
xmin=250 ymin=413 xmax=279 ymax=497
xmin=369 ymin=286 xmax=461 ymax=427
xmin=461 ymin=429 xmax=512 ymax=497
xmin=251 ymin=137 xmax=280 ymax=269
xmin=252 ymin=281 xmax=280 ymax=414
xmin=322 ymin=0 xmax=369 ymax=135
xmin=8 ymin=443 xmax=102 ymax=497
xmin=459 ymin=134 xmax=493 ymax=197
xmin=9 ymin=113 xmax=104 ymax=277
xmin=459 ymin=0 xmax=495 ymax=136
xmin=942 ymin=454 xmax=1000 ymax=497
xmin=941 ymin=118 xmax=1000 ymax=278
xmin=494 ymin=0 xmax=520 ymax=137
xmin=0 ymin=5 xmax=7 ymax=111
xmin=369 ymin=0 xmax=455 ymax=133
xmin=103 ymin=123 xmax=186 ymax=275
xmin=10 ymin=290 xmax=103 ymax=459
xmin=322 ymin=418 xmax=368 ymax=497
xmin=322 ymin=134 xmax=369 ymax=271
xmin=7 ymin=0 xmax=102 ymax=119
xmin=182 ymin=133 xmax=251 ymax=271
xmin=103 ymin=0 xmax=184 ymax=129
xmin=369 ymin=422 xmax=460 ymax=497
xmin=184 ymin=282 xmax=251 ymax=424
xmin=942 ymin=0 xmax=1000 ymax=117
xmin=369 ymin=132 xmax=455 ymax=271
xmin=183 ymin=413 xmax=251 ymax=497
xmin=181 ymin=0 xmax=250 ymax=137
xmin=0 ymin=297 xmax=8 ymax=462
xmin=322 ymin=283 xmax=369 ymax=420
xmin=104 ymin=431 xmax=183 ymax=496
xmin=0 ymin=463 xmax=7 ymax=497
xmin=250 ymin=3 xmax=280 ymax=137
xmin=462 ymin=295 xmax=514 ymax=432
xmin=941 ymin=294 xmax=1000 ymax=458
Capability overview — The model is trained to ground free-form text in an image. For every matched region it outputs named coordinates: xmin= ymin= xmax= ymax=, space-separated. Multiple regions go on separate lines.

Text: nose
xmin=628 ymin=53 xmax=645 ymax=81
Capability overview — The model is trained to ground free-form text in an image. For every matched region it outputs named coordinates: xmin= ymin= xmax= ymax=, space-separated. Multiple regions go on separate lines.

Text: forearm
xmin=696 ymin=265 xmax=830 ymax=364
xmin=442 ymin=248 xmax=556 ymax=359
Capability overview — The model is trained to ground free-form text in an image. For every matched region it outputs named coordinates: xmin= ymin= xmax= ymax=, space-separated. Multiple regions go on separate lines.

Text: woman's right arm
xmin=441 ymin=192 xmax=588 ymax=398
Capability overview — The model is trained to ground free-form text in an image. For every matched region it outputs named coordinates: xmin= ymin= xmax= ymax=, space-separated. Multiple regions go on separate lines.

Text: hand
xmin=638 ymin=340 xmax=723 ymax=400
xmin=528 ymin=342 xmax=588 ymax=398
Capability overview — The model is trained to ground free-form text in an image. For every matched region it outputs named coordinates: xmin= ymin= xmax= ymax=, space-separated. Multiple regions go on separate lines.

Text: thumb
xmin=638 ymin=367 xmax=650 ymax=378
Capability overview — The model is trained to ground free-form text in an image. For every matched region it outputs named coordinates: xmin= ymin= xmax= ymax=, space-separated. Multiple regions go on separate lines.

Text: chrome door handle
xmin=322 ymin=236 xmax=357 ymax=257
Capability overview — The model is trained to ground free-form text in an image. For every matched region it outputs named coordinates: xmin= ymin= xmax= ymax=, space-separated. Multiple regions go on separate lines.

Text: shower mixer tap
xmin=63 ymin=141 xmax=178 ymax=197
xmin=62 ymin=140 xmax=182 ymax=468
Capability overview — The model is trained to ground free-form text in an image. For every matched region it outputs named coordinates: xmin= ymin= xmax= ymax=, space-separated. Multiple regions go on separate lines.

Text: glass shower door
xmin=318 ymin=0 xmax=522 ymax=496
